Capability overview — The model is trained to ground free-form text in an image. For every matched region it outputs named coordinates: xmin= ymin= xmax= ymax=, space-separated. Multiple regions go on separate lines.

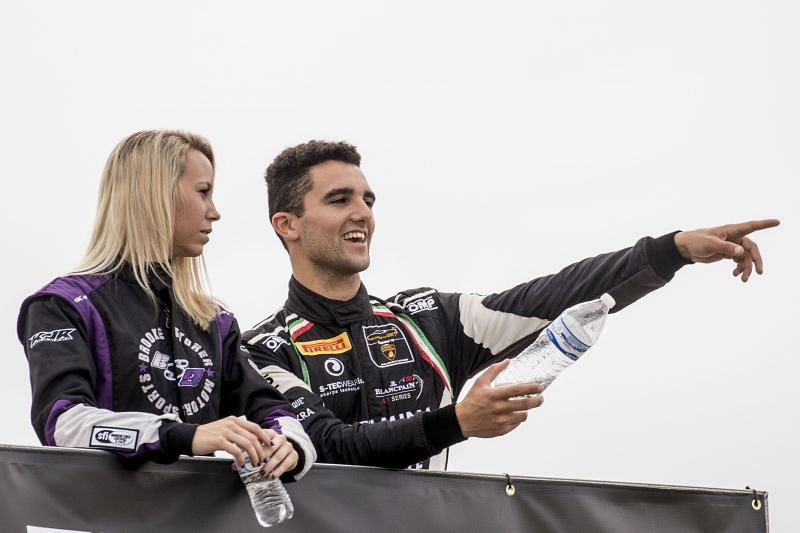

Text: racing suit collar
xmin=115 ymin=262 xmax=173 ymax=292
xmin=287 ymin=276 xmax=373 ymax=327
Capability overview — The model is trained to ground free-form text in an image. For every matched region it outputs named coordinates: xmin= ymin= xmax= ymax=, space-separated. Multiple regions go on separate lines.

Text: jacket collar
xmin=115 ymin=262 xmax=173 ymax=292
xmin=286 ymin=277 xmax=373 ymax=327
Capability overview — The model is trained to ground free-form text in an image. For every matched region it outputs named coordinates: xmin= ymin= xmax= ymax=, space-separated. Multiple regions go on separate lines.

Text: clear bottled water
xmin=492 ymin=293 xmax=615 ymax=390
xmin=239 ymin=456 xmax=294 ymax=528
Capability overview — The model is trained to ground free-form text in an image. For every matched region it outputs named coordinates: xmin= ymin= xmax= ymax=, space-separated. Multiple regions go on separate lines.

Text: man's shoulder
xmin=376 ymin=287 xmax=450 ymax=317
xmin=241 ymin=305 xmax=291 ymax=346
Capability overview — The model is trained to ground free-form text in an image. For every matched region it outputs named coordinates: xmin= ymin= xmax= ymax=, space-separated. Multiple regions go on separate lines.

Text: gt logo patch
xmin=363 ymin=324 xmax=414 ymax=368
xmin=295 ymin=332 xmax=352 ymax=356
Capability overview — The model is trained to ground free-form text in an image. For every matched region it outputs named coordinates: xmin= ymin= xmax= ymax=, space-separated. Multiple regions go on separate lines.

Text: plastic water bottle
xmin=238 ymin=454 xmax=294 ymax=528
xmin=492 ymin=293 xmax=615 ymax=390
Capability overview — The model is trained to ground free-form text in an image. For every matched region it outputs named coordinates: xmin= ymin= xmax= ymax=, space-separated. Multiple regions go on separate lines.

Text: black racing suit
xmin=242 ymin=232 xmax=689 ymax=469
xmin=18 ymin=266 xmax=316 ymax=479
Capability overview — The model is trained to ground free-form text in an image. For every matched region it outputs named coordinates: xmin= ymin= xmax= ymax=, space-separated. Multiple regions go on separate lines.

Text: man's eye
xmin=331 ymin=197 xmax=346 ymax=204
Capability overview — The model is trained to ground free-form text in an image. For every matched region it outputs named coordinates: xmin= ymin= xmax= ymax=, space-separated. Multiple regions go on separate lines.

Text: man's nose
xmin=350 ymin=199 xmax=372 ymax=222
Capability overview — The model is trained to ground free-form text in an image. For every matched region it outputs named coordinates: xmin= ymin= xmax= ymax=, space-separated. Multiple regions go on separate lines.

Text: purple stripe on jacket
xmin=119 ymin=440 xmax=162 ymax=459
xmin=45 ymin=399 xmax=76 ymax=446
xmin=26 ymin=275 xmax=115 ymax=410
xmin=262 ymin=409 xmax=297 ymax=434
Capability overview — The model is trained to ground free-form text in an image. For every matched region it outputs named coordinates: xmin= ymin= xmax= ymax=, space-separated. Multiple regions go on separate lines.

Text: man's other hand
xmin=455 ymin=359 xmax=544 ymax=438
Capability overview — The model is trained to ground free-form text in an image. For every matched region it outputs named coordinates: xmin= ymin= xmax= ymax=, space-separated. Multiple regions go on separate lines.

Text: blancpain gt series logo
xmin=29 ymin=328 xmax=76 ymax=348
xmin=374 ymin=374 xmax=424 ymax=404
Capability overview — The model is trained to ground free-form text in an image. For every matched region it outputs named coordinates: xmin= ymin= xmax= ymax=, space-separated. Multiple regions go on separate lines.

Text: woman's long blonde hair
xmin=75 ymin=130 xmax=218 ymax=329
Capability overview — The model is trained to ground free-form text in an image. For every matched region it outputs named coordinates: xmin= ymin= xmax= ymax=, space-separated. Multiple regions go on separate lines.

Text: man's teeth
xmin=343 ymin=232 xmax=366 ymax=242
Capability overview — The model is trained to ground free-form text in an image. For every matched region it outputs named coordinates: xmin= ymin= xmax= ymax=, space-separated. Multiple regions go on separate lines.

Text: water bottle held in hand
xmin=239 ymin=453 xmax=294 ymax=528
xmin=492 ymin=293 xmax=615 ymax=390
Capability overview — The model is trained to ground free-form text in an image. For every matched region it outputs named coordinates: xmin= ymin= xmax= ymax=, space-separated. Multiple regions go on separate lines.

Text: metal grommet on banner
xmin=746 ymin=486 xmax=762 ymax=511
xmin=504 ymin=473 xmax=516 ymax=496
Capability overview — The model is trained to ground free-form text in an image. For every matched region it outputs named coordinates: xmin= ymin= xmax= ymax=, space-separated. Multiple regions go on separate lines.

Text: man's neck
xmin=291 ymin=266 xmax=362 ymax=301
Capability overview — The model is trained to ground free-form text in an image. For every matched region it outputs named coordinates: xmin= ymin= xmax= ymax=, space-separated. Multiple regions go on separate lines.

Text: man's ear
xmin=272 ymin=212 xmax=300 ymax=243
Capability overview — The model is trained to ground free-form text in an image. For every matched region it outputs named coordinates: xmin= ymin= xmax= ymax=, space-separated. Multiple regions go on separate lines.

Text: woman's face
xmin=173 ymin=149 xmax=220 ymax=257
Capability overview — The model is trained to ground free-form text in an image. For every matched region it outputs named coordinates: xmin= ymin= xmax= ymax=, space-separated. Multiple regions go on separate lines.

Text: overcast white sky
xmin=1 ymin=1 xmax=798 ymax=530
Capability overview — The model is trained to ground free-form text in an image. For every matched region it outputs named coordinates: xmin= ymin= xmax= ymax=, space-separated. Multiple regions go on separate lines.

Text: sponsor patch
xmin=318 ymin=377 xmax=365 ymax=398
xmin=295 ymin=332 xmax=352 ymax=356
xmin=374 ymin=374 xmax=424 ymax=404
xmin=407 ymin=296 xmax=438 ymax=315
xmin=260 ymin=335 xmax=291 ymax=351
xmin=324 ymin=358 xmax=345 ymax=377
xmin=29 ymin=328 xmax=76 ymax=349
xmin=90 ymin=426 xmax=139 ymax=451
xmin=362 ymin=324 xmax=414 ymax=368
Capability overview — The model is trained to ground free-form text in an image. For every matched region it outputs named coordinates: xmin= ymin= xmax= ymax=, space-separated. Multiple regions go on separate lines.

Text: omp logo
xmin=407 ymin=296 xmax=438 ymax=314
xmin=295 ymin=333 xmax=352 ymax=356
xmin=29 ymin=328 xmax=76 ymax=349
xmin=90 ymin=426 xmax=139 ymax=451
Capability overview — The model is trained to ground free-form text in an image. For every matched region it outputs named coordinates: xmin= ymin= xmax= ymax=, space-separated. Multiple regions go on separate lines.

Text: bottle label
xmin=237 ymin=452 xmax=264 ymax=476
xmin=547 ymin=318 xmax=589 ymax=361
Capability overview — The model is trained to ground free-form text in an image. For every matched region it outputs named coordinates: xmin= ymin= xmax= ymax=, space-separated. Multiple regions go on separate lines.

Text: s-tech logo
xmin=90 ymin=426 xmax=139 ymax=451
xmin=295 ymin=333 xmax=352 ymax=356
xmin=29 ymin=328 xmax=76 ymax=349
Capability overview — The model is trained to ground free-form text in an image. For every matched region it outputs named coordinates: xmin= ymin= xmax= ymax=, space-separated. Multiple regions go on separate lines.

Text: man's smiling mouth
xmin=342 ymin=231 xmax=367 ymax=243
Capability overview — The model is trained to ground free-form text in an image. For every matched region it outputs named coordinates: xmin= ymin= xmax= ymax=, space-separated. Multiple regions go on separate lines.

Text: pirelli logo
xmin=295 ymin=333 xmax=352 ymax=356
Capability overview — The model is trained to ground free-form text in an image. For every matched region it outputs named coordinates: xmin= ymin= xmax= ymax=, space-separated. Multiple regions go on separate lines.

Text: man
xmin=242 ymin=140 xmax=778 ymax=470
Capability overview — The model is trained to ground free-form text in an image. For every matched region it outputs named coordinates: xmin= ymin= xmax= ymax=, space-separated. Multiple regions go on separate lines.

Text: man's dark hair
xmin=265 ymin=140 xmax=361 ymax=220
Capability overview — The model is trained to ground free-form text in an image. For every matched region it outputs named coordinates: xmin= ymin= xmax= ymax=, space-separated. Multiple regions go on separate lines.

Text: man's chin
xmin=344 ymin=257 xmax=370 ymax=275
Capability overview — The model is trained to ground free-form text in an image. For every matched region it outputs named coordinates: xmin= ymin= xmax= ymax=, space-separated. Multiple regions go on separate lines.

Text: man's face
xmin=293 ymin=160 xmax=376 ymax=277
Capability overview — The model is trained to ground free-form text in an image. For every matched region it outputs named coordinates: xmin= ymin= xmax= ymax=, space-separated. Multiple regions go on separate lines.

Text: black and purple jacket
xmin=17 ymin=266 xmax=315 ymax=480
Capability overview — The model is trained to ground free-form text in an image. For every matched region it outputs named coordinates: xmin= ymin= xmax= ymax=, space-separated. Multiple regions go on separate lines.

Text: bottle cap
xmin=600 ymin=293 xmax=615 ymax=309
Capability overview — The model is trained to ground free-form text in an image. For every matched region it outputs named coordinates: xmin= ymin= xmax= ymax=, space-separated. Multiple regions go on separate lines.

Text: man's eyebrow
xmin=322 ymin=187 xmax=354 ymax=200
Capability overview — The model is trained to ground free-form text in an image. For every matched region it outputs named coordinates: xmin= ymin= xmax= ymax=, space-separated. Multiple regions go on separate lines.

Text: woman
xmin=17 ymin=130 xmax=315 ymax=481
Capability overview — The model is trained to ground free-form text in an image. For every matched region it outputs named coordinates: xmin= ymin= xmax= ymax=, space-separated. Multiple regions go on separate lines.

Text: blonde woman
xmin=17 ymin=130 xmax=315 ymax=482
